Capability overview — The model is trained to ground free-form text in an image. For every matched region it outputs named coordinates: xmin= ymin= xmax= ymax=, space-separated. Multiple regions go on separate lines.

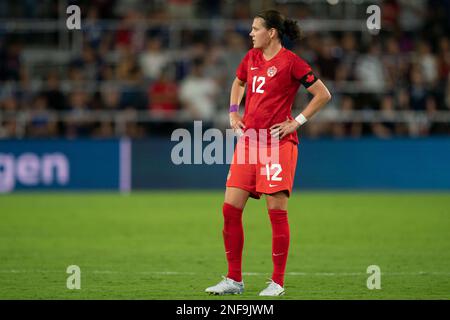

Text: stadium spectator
xmin=315 ymin=36 xmax=340 ymax=81
xmin=100 ymin=83 xmax=122 ymax=111
xmin=397 ymin=87 xmax=410 ymax=110
xmin=222 ymin=32 xmax=248 ymax=88
xmin=0 ymin=41 xmax=23 ymax=82
xmin=43 ymin=72 xmax=66 ymax=111
xmin=179 ymin=57 xmax=219 ymax=122
xmin=92 ymin=121 xmax=115 ymax=138
xmin=415 ymin=41 xmax=439 ymax=87
xmin=115 ymin=10 xmax=146 ymax=54
xmin=27 ymin=95 xmax=57 ymax=138
xmin=409 ymin=66 xmax=429 ymax=111
xmin=330 ymin=95 xmax=362 ymax=138
xmin=119 ymin=65 xmax=147 ymax=110
xmin=437 ymin=37 xmax=450 ymax=83
xmin=84 ymin=6 xmax=104 ymax=49
xmin=371 ymin=95 xmax=396 ymax=139
xmin=148 ymin=66 xmax=179 ymax=118
xmin=355 ymin=42 xmax=386 ymax=93
xmin=383 ymin=36 xmax=407 ymax=90
xmin=139 ymin=37 xmax=170 ymax=81
xmin=91 ymin=0 xmax=117 ymax=19
xmin=197 ymin=0 xmax=222 ymax=19
xmin=398 ymin=0 xmax=427 ymax=32
xmin=381 ymin=0 xmax=400 ymax=31
xmin=0 ymin=93 xmax=19 ymax=138
xmin=65 ymin=91 xmax=93 ymax=138
xmin=338 ymin=32 xmax=359 ymax=82
xmin=71 ymin=44 xmax=103 ymax=82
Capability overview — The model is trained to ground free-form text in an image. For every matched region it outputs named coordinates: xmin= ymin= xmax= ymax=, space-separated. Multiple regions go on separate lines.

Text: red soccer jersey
xmin=236 ymin=47 xmax=313 ymax=145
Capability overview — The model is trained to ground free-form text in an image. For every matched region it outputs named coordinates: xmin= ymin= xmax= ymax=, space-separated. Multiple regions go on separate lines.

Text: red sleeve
xmin=236 ymin=50 xmax=251 ymax=82
xmin=291 ymin=55 xmax=312 ymax=80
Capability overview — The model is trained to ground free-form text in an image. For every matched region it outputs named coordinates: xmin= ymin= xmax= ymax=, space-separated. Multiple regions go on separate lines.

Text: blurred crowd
xmin=0 ymin=0 xmax=449 ymax=139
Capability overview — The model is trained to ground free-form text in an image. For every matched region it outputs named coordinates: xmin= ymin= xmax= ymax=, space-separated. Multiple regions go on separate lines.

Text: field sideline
xmin=0 ymin=192 xmax=449 ymax=299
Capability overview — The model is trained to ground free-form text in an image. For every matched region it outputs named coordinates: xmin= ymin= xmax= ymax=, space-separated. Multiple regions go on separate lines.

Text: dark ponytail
xmin=283 ymin=18 xmax=302 ymax=42
xmin=256 ymin=10 xmax=303 ymax=43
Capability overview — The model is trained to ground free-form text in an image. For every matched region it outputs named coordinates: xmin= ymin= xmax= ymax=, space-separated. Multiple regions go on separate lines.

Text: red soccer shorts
xmin=226 ymin=138 xmax=298 ymax=199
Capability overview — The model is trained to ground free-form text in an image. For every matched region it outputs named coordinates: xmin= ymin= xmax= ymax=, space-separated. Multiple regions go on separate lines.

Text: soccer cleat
xmin=258 ymin=280 xmax=285 ymax=296
xmin=205 ymin=276 xmax=244 ymax=295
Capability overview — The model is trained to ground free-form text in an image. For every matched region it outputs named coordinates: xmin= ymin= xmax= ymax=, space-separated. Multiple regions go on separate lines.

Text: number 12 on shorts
xmin=266 ymin=164 xmax=282 ymax=181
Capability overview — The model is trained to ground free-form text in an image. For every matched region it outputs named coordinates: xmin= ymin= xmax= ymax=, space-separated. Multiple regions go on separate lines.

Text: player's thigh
xmin=265 ymin=191 xmax=289 ymax=211
xmin=226 ymin=140 xmax=260 ymax=201
xmin=224 ymin=187 xmax=251 ymax=210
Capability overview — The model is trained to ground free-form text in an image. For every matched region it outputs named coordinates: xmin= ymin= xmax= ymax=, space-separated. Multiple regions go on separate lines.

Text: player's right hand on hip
xmin=229 ymin=112 xmax=246 ymax=133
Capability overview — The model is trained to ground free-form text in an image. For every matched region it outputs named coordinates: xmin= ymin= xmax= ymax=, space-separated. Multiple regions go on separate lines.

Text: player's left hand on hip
xmin=270 ymin=117 xmax=301 ymax=139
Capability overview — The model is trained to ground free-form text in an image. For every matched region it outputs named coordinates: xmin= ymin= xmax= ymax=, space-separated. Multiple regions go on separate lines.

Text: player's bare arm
xmin=229 ymin=77 xmax=246 ymax=132
xmin=301 ymin=79 xmax=332 ymax=119
xmin=270 ymin=80 xmax=331 ymax=139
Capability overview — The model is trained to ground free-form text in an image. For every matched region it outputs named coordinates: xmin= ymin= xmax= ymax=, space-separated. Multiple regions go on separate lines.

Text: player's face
xmin=249 ymin=18 xmax=272 ymax=49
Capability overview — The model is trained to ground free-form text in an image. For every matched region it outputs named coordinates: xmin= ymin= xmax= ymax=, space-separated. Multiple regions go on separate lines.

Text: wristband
xmin=295 ymin=113 xmax=308 ymax=126
xmin=229 ymin=104 xmax=239 ymax=112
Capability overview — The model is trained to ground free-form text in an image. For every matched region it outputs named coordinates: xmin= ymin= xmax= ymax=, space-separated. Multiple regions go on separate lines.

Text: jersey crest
xmin=267 ymin=66 xmax=277 ymax=77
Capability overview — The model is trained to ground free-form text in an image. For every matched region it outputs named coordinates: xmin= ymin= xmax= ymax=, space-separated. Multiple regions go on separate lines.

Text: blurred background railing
xmin=1 ymin=109 xmax=450 ymax=139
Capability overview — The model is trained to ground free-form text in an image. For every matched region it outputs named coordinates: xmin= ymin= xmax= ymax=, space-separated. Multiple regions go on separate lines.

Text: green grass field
xmin=0 ymin=192 xmax=449 ymax=299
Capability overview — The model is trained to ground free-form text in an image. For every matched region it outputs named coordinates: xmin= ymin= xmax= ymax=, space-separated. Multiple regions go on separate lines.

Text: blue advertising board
xmin=1 ymin=138 xmax=449 ymax=192
xmin=132 ymin=137 xmax=450 ymax=191
xmin=0 ymin=139 xmax=130 ymax=193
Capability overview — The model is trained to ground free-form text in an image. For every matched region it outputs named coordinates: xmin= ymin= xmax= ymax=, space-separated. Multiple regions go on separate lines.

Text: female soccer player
xmin=205 ymin=10 xmax=331 ymax=296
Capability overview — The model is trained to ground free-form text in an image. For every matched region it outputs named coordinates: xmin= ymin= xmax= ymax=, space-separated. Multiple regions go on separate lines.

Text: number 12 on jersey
xmin=252 ymin=76 xmax=265 ymax=93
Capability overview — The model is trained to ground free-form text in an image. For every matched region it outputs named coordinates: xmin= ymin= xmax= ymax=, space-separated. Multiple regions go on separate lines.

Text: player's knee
xmin=266 ymin=191 xmax=289 ymax=210
xmin=224 ymin=188 xmax=249 ymax=209
xmin=223 ymin=193 xmax=246 ymax=209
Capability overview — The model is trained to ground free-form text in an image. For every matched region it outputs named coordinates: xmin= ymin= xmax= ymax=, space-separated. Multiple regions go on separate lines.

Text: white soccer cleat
xmin=259 ymin=280 xmax=285 ymax=296
xmin=205 ymin=276 xmax=244 ymax=295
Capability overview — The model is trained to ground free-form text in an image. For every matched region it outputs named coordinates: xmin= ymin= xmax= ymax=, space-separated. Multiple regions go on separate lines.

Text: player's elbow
xmin=323 ymin=87 xmax=332 ymax=102
xmin=315 ymin=91 xmax=331 ymax=107
xmin=234 ymin=77 xmax=246 ymax=87
xmin=312 ymin=84 xmax=332 ymax=104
